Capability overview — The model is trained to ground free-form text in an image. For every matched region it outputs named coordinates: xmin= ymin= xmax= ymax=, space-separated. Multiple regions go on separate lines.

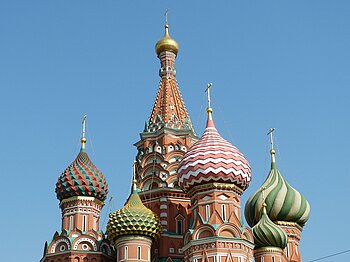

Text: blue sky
xmin=1 ymin=1 xmax=349 ymax=261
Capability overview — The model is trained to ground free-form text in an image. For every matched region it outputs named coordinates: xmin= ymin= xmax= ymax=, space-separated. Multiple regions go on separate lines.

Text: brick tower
xmin=177 ymin=101 xmax=255 ymax=262
xmin=107 ymin=175 xmax=162 ymax=262
xmin=245 ymin=130 xmax=311 ymax=262
xmin=133 ymin=19 xmax=198 ymax=262
xmin=40 ymin=117 xmax=114 ymax=262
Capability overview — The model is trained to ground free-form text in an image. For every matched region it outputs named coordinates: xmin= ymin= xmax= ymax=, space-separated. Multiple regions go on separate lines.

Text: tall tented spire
xmin=145 ymin=19 xmax=194 ymax=133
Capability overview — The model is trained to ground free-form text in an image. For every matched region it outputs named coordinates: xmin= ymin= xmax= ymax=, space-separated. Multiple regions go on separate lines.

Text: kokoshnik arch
xmin=40 ymin=17 xmax=310 ymax=262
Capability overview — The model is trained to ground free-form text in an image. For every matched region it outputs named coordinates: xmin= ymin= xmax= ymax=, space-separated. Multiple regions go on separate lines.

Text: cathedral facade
xmin=40 ymin=20 xmax=310 ymax=262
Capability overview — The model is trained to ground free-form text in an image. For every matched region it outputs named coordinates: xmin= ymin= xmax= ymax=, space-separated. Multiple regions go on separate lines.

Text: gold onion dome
xmin=252 ymin=203 xmax=288 ymax=249
xmin=107 ymin=182 xmax=161 ymax=242
xmin=155 ymin=23 xmax=179 ymax=56
xmin=245 ymin=149 xmax=310 ymax=228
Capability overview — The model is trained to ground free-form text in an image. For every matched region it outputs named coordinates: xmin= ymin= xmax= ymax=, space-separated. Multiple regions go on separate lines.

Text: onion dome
xmin=178 ymin=107 xmax=252 ymax=193
xmin=55 ymin=120 xmax=108 ymax=202
xmin=252 ymin=203 xmax=288 ymax=249
xmin=245 ymin=149 xmax=310 ymax=228
xmin=107 ymin=180 xmax=161 ymax=242
xmin=155 ymin=22 xmax=179 ymax=56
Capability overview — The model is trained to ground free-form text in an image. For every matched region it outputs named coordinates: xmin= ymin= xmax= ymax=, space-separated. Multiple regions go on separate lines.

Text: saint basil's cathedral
xmin=40 ymin=19 xmax=311 ymax=262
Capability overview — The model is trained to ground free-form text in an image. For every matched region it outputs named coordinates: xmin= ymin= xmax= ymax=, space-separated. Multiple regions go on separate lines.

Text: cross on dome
xmin=81 ymin=115 xmax=87 ymax=149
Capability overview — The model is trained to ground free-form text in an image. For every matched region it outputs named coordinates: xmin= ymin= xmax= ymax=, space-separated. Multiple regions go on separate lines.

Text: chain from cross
xmin=267 ymin=127 xmax=275 ymax=151
xmin=205 ymin=83 xmax=213 ymax=108
xmin=82 ymin=115 xmax=87 ymax=138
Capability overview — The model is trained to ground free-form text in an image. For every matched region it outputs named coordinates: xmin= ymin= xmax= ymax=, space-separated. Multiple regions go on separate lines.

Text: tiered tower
xmin=177 ymin=96 xmax=255 ymax=262
xmin=107 ymin=176 xmax=162 ymax=262
xmin=134 ymin=19 xmax=198 ymax=262
xmin=40 ymin=117 xmax=114 ymax=262
xmin=245 ymin=130 xmax=310 ymax=262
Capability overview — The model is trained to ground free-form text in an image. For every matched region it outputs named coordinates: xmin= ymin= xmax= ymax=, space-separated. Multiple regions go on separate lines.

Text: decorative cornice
xmin=254 ymin=246 xmax=283 ymax=255
xmin=60 ymin=196 xmax=104 ymax=206
xmin=187 ymin=182 xmax=243 ymax=198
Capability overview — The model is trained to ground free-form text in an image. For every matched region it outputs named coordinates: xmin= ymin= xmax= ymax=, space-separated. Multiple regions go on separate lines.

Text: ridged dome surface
xmin=245 ymin=152 xmax=310 ymax=227
xmin=55 ymin=148 xmax=108 ymax=201
xmin=107 ymin=187 xmax=161 ymax=241
xmin=178 ymin=116 xmax=252 ymax=193
xmin=155 ymin=24 xmax=179 ymax=56
xmin=252 ymin=205 xmax=288 ymax=249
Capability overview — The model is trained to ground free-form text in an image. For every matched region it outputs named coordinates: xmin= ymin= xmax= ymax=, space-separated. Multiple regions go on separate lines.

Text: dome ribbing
xmin=107 ymin=184 xmax=161 ymax=242
xmin=178 ymin=110 xmax=252 ymax=193
xmin=245 ymin=150 xmax=310 ymax=227
xmin=252 ymin=204 xmax=288 ymax=249
xmin=55 ymin=146 xmax=108 ymax=202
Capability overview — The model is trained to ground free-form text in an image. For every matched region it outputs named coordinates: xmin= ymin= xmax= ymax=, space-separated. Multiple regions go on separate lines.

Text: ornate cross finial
xmin=82 ymin=115 xmax=87 ymax=138
xmin=205 ymin=83 xmax=213 ymax=109
xmin=165 ymin=8 xmax=169 ymax=25
xmin=81 ymin=115 xmax=87 ymax=149
xmin=267 ymin=128 xmax=275 ymax=151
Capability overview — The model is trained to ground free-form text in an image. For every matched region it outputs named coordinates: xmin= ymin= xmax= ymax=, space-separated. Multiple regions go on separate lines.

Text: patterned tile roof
xmin=55 ymin=148 xmax=108 ymax=202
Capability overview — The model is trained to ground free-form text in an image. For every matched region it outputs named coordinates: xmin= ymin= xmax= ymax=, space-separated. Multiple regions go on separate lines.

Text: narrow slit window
xmin=221 ymin=204 xmax=226 ymax=221
xmin=69 ymin=216 xmax=74 ymax=230
xmin=205 ymin=205 xmax=210 ymax=221
xmin=138 ymin=246 xmax=141 ymax=260
xmin=125 ymin=247 xmax=128 ymax=260
xmin=82 ymin=215 xmax=87 ymax=232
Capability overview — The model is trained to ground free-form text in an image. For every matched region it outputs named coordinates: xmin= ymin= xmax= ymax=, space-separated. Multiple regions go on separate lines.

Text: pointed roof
xmin=147 ymin=77 xmax=193 ymax=132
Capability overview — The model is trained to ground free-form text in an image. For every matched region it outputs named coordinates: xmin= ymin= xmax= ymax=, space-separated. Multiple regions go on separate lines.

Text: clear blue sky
xmin=1 ymin=1 xmax=349 ymax=261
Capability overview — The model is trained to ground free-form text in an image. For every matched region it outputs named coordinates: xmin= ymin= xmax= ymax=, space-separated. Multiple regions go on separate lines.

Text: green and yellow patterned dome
xmin=252 ymin=203 xmax=288 ymax=249
xmin=245 ymin=149 xmax=310 ymax=228
xmin=107 ymin=181 xmax=161 ymax=242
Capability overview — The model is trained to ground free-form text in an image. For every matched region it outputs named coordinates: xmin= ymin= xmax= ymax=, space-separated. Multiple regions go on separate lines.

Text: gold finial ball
xmin=81 ymin=137 xmax=87 ymax=143
xmin=270 ymin=149 xmax=275 ymax=154
xmin=155 ymin=25 xmax=179 ymax=56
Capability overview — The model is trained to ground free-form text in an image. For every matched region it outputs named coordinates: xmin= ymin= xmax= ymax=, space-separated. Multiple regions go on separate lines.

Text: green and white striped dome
xmin=245 ymin=150 xmax=310 ymax=228
xmin=252 ymin=204 xmax=288 ymax=249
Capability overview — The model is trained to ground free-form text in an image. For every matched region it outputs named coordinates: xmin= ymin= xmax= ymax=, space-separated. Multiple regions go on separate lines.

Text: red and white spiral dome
xmin=178 ymin=110 xmax=252 ymax=193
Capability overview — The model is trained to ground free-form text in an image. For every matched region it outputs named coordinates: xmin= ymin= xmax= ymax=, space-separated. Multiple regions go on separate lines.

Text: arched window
xmin=177 ymin=219 xmax=183 ymax=234
xmin=124 ymin=246 xmax=128 ymax=260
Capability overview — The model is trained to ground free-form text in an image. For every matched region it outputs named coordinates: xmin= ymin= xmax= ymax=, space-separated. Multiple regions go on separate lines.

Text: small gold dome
xmin=155 ymin=23 xmax=179 ymax=56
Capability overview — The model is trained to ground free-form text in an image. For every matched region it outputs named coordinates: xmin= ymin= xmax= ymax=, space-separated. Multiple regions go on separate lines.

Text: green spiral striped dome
xmin=245 ymin=150 xmax=310 ymax=228
xmin=107 ymin=184 xmax=161 ymax=242
xmin=252 ymin=204 xmax=288 ymax=249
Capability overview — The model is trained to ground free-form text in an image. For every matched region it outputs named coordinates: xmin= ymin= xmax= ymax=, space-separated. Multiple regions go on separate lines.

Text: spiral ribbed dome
xmin=107 ymin=185 xmax=161 ymax=242
xmin=245 ymin=150 xmax=310 ymax=228
xmin=155 ymin=23 xmax=179 ymax=56
xmin=178 ymin=111 xmax=252 ymax=193
xmin=55 ymin=147 xmax=108 ymax=202
xmin=252 ymin=204 xmax=288 ymax=249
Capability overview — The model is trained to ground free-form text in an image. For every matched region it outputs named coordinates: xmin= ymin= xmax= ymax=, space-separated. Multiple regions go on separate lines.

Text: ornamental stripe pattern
xmin=245 ymin=162 xmax=310 ymax=228
xmin=178 ymin=122 xmax=252 ymax=192
xmin=252 ymin=207 xmax=288 ymax=249
xmin=56 ymin=149 xmax=108 ymax=201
